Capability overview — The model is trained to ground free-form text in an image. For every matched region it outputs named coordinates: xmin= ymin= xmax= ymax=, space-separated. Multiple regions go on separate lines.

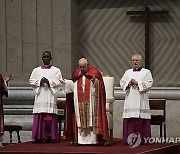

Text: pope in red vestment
xmin=64 ymin=58 xmax=109 ymax=144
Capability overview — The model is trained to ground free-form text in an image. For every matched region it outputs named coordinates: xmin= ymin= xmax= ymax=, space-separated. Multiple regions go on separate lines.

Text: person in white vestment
xmin=120 ymin=54 xmax=153 ymax=144
xmin=30 ymin=51 xmax=63 ymax=143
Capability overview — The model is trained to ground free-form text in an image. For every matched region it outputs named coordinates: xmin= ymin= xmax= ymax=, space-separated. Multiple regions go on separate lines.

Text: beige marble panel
xmin=52 ymin=0 xmax=72 ymax=78
xmin=113 ymin=100 xmax=124 ymax=138
xmin=165 ymin=100 xmax=180 ymax=138
xmin=0 ymin=0 xmax=6 ymax=73
xmin=6 ymin=0 xmax=22 ymax=74
xmin=37 ymin=0 xmax=52 ymax=65
xmin=22 ymin=0 xmax=37 ymax=73
xmin=71 ymin=0 xmax=81 ymax=73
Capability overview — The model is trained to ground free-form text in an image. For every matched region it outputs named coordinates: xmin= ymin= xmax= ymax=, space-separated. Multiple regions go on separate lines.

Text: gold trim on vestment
xmin=78 ymin=78 xmax=100 ymax=134
xmin=78 ymin=101 xmax=90 ymax=128
xmin=92 ymin=78 xmax=99 ymax=134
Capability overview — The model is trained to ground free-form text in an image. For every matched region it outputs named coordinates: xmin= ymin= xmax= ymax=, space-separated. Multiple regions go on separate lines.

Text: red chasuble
xmin=64 ymin=66 xmax=109 ymax=141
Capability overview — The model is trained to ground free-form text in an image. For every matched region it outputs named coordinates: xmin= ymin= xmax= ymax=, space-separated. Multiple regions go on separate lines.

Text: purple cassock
xmin=32 ymin=113 xmax=59 ymax=141
xmin=31 ymin=64 xmax=59 ymax=142
xmin=123 ymin=118 xmax=151 ymax=143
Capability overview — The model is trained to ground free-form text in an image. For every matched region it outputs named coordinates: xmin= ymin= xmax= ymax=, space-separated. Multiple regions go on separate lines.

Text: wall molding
xmin=115 ymin=87 xmax=180 ymax=100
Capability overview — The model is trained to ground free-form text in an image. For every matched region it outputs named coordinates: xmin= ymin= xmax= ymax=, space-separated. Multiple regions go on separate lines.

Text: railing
xmin=115 ymin=87 xmax=180 ymax=100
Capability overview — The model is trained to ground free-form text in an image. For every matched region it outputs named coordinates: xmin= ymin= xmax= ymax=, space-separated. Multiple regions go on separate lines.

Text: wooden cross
xmin=126 ymin=6 xmax=169 ymax=69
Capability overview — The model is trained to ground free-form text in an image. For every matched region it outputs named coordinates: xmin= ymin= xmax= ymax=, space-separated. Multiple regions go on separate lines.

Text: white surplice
xmin=64 ymin=76 xmax=97 ymax=144
xmin=120 ymin=68 xmax=153 ymax=119
xmin=29 ymin=66 xmax=62 ymax=114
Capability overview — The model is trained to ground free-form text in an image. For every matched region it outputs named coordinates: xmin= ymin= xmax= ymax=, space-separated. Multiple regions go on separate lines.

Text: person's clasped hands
xmin=40 ymin=77 xmax=50 ymax=87
xmin=129 ymin=79 xmax=138 ymax=88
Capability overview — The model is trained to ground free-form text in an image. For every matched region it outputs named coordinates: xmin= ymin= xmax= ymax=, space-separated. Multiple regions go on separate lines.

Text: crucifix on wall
xmin=126 ymin=6 xmax=169 ymax=69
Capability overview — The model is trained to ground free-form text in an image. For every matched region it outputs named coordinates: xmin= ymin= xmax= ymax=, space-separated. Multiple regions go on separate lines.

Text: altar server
xmin=30 ymin=51 xmax=63 ymax=143
xmin=120 ymin=54 xmax=153 ymax=144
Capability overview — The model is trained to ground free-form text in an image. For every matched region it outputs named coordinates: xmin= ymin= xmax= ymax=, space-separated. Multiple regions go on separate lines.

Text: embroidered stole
xmin=77 ymin=77 xmax=99 ymax=134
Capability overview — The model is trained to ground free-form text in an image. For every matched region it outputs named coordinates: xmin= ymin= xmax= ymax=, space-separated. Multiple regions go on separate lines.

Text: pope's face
xmin=79 ymin=62 xmax=89 ymax=75
xmin=132 ymin=55 xmax=142 ymax=69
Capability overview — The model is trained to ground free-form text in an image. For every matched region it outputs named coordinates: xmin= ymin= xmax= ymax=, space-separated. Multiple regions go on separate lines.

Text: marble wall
xmin=74 ymin=0 xmax=180 ymax=86
xmin=1 ymin=0 xmax=180 ymax=86
xmin=0 ymin=0 xmax=72 ymax=86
